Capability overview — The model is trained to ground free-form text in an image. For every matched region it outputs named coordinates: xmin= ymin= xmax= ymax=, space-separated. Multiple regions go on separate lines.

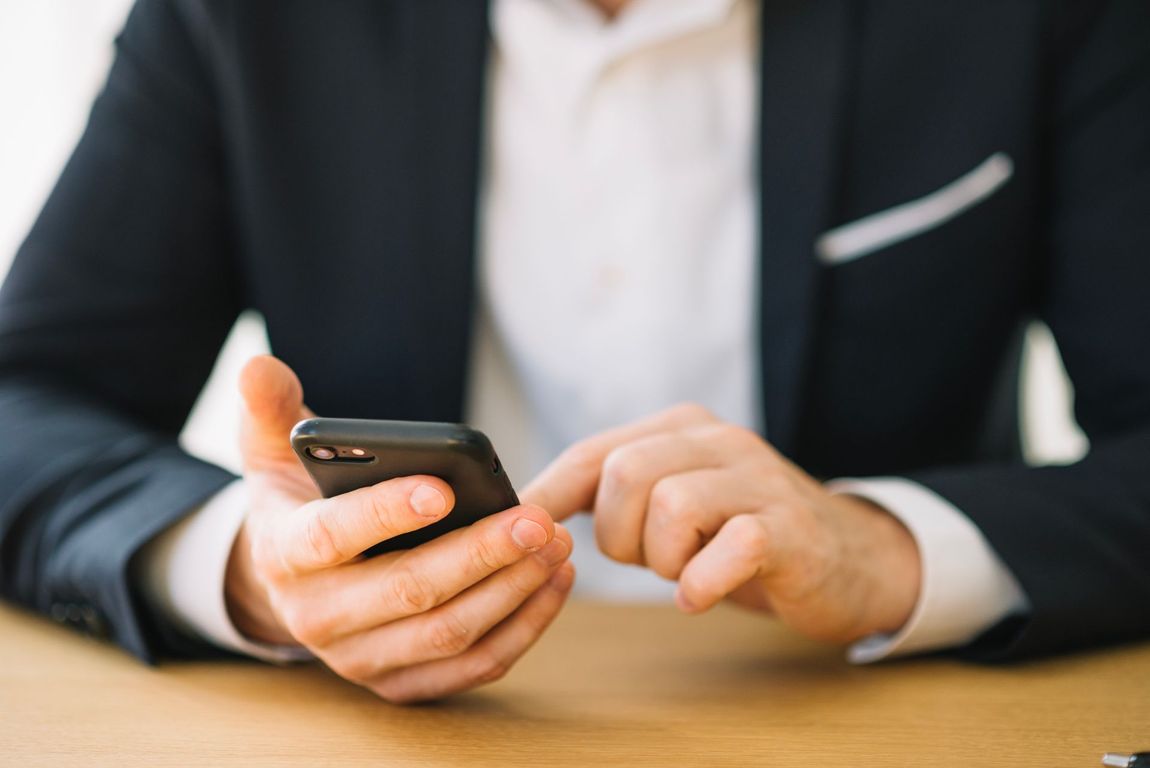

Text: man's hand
xmin=225 ymin=356 xmax=574 ymax=703
xmin=522 ymin=404 xmax=920 ymax=645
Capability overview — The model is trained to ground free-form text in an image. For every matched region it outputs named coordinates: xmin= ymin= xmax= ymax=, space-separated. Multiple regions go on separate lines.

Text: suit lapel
xmin=756 ymin=0 xmax=853 ymax=457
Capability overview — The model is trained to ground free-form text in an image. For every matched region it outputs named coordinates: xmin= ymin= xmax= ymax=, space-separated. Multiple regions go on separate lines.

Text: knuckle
xmin=601 ymin=446 xmax=645 ymax=489
xmin=302 ymin=510 xmax=344 ymax=566
xmin=709 ymin=423 xmax=761 ymax=451
xmin=727 ymin=424 xmax=759 ymax=446
xmin=466 ymin=535 xmax=508 ymax=575
xmin=670 ymin=402 xmax=716 ymax=424
xmin=387 ymin=567 xmax=439 ymax=615
xmin=424 ymin=612 xmax=473 ymax=658
xmin=648 ymin=478 xmax=692 ymax=526
xmin=364 ymin=488 xmax=401 ymax=537
xmin=726 ymin=515 xmax=770 ymax=560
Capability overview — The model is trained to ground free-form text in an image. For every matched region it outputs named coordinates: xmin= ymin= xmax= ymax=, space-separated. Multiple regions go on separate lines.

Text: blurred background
xmin=0 ymin=0 xmax=1088 ymax=476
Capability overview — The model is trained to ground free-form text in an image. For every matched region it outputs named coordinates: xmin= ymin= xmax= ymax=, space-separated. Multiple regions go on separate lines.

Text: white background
xmin=0 ymin=0 xmax=1088 ymax=475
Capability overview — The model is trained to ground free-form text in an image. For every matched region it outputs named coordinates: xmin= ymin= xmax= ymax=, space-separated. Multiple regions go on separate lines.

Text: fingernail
xmin=511 ymin=518 xmax=549 ymax=551
xmin=410 ymin=484 xmax=446 ymax=517
xmin=537 ymin=536 xmax=570 ymax=566
xmin=675 ymin=589 xmax=697 ymax=613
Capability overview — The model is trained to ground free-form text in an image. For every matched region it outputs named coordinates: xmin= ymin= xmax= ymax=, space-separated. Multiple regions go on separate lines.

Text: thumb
xmin=239 ymin=355 xmax=314 ymax=472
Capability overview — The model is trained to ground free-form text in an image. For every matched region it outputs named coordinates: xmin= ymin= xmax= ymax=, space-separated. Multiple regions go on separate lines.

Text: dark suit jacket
xmin=1 ymin=0 xmax=1147 ymax=663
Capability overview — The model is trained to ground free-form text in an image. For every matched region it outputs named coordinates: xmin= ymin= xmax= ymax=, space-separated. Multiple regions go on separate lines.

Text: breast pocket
xmin=816 ymin=152 xmax=1014 ymax=266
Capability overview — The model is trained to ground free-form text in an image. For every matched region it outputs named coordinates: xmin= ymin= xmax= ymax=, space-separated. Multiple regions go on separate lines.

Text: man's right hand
xmin=224 ymin=356 xmax=575 ymax=704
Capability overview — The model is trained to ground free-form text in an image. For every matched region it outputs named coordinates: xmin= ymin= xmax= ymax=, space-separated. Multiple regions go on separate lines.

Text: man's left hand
xmin=523 ymin=404 xmax=922 ymax=645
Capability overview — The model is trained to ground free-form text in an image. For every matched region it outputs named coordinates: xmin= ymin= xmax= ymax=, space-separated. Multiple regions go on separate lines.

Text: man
xmin=0 ymin=0 xmax=1147 ymax=704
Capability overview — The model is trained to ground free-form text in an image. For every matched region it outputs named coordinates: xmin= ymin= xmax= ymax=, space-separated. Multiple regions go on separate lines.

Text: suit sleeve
xmin=0 ymin=0 xmax=240 ymax=662
xmin=910 ymin=0 xmax=1150 ymax=660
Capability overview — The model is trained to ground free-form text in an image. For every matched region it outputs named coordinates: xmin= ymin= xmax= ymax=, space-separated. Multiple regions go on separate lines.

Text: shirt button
xmin=79 ymin=605 xmax=109 ymax=639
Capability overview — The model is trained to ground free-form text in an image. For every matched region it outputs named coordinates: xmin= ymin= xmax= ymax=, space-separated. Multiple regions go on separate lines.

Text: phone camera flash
xmin=351 ymin=448 xmax=367 ymax=457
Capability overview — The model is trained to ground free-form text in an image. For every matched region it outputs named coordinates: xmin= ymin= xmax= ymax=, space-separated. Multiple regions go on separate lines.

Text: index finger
xmin=273 ymin=475 xmax=455 ymax=574
xmin=520 ymin=402 xmax=718 ymax=520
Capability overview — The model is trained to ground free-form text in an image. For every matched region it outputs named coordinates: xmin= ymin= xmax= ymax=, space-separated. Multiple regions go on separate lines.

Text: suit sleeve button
xmin=79 ymin=605 xmax=108 ymax=638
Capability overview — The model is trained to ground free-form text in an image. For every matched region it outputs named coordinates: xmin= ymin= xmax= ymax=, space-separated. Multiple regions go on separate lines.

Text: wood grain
xmin=1 ymin=601 xmax=1147 ymax=767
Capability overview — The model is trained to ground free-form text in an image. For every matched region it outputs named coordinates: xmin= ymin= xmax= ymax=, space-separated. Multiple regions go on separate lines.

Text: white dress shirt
xmin=140 ymin=0 xmax=1027 ymax=663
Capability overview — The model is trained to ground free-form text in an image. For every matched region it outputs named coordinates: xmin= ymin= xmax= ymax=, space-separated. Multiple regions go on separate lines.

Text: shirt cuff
xmin=826 ymin=477 xmax=1030 ymax=664
xmin=137 ymin=480 xmax=311 ymax=663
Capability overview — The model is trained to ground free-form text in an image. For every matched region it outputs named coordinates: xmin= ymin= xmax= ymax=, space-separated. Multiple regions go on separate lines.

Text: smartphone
xmin=290 ymin=417 xmax=520 ymax=556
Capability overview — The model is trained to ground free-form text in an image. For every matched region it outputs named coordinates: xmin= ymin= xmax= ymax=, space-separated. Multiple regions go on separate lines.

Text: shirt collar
xmin=493 ymin=0 xmax=745 ymax=71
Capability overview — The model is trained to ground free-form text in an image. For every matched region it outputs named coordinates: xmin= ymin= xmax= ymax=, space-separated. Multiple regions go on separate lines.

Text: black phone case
xmin=290 ymin=418 xmax=520 ymax=556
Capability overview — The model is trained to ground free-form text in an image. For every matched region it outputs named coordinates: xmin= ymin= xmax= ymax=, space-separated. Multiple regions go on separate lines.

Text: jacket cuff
xmin=826 ymin=477 xmax=1030 ymax=664
xmin=135 ymin=479 xmax=311 ymax=663
xmin=45 ymin=445 xmax=236 ymax=663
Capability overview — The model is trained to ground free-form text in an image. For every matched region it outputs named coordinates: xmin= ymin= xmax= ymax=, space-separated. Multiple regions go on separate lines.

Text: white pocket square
xmin=816 ymin=152 xmax=1014 ymax=265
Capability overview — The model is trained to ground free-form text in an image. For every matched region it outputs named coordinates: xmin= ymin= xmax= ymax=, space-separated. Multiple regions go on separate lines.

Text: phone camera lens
xmin=309 ymin=446 xmax=337 ymax=461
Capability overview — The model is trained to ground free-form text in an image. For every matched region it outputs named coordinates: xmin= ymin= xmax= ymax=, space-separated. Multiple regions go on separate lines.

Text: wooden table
xmin=1 ymin=601 xmax=1147 ymax=767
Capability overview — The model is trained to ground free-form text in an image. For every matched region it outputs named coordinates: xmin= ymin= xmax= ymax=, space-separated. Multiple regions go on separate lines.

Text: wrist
xmin=225 ymin=523 xmax=294 ymax=645
xmin=837 ymin=494 xmax=922 ymax=639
